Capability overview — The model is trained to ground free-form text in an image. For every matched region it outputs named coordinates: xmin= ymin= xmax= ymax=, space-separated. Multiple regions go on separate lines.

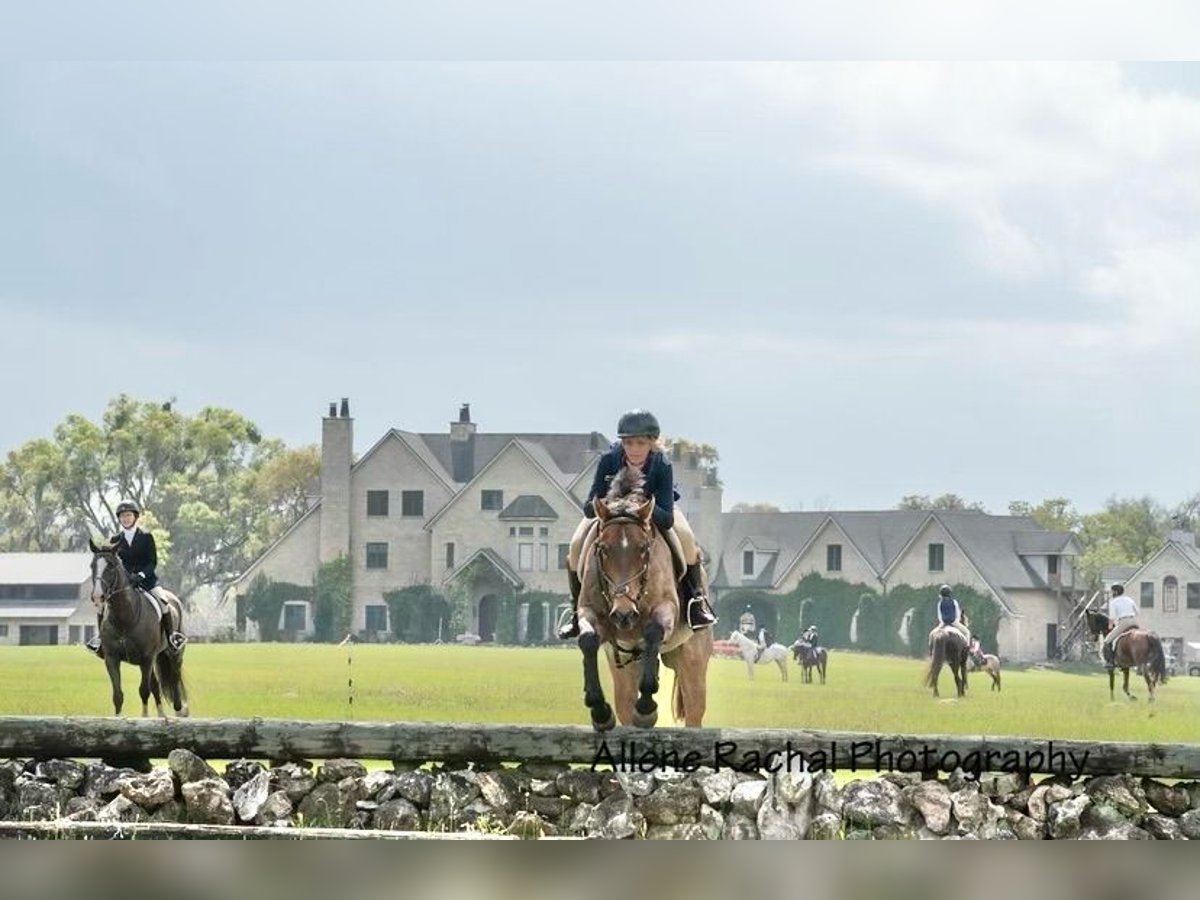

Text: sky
xmin=2 ymin=53 xmax=1198 ymax=515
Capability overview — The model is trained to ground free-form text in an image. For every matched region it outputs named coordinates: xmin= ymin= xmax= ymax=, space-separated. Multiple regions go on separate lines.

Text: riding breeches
xmin=929 ymin=621 xmax=970 ymax=645
xmin=567 ymin=508 xmax=700 ymax=573
xmin=1103 ymin=617 xmax=1138 ymax=648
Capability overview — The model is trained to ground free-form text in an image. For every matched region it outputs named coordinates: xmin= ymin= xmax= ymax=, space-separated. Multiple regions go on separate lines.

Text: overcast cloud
xmin=2 ymin=61 xmax=1196 ymax=514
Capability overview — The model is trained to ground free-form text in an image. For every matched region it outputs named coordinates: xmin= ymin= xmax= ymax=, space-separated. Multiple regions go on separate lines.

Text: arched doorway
xmin=478 ymin=594 xmax=499 ymax=642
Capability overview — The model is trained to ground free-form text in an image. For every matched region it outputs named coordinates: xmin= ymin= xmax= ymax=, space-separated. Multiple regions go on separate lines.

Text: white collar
xmin=121 ymin=527 xmax=138 ymax=542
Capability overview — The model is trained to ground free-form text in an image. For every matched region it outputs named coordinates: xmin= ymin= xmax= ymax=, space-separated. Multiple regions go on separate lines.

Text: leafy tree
xmin=1007 ymin=497 xmax=1081 ymax=533
xmin=0 ymin=395 xmax=317 ymax=602
xmin=730 ymin=501 xmax=782 ymax=513
xmin=1077 ymin=496 xmax=1171 ymax=585
xmin=897 ymin=493 xmax=988 ymax=512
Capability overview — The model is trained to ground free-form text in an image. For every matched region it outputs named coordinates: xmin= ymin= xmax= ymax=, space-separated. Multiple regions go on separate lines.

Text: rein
xmin=592 ymin=514 xmax=652 ymax=612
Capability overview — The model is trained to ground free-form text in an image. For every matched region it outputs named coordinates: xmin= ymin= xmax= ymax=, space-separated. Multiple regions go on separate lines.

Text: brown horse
xmin=925 ymin=626 xmax=968 ymax=698
xmin=789 ymin=640 xmax=828 ymax=684
xmin=1085 ymin=610 xmax=1167 ymax=703
xmin=89 ymin=538 xmax=189 ymax=717
xmin=574 ymin=467 xmax=712 ymax=730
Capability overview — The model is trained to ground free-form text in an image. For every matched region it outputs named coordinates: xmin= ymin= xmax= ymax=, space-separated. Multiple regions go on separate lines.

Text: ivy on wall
xmin=243 ymin=574 xmax=312 ymax=642
xmin=313 ymin=555 xmax=353 ymax=642
xmin=715 ymin=575 xmax=1003 ymax=657
xmin=383 ymin=584 xmax=453 ymax=642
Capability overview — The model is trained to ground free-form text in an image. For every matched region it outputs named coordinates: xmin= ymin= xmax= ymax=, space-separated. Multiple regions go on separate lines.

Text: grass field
xmin=0 ymin=644 xmax=1196 ymax=742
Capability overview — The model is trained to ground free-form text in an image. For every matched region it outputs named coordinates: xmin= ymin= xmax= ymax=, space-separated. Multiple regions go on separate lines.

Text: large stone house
xmin=230 ymin=400 xmax=720 ymax=642
xmin=0 ymin=553 xmax=96 ymax=646
xmin=1100 ymin=530 xmax=1200 ymax=664
xmin=230 ymin=400 xmax=1088 ymax=661
xmin=710 ymin=510 xmax=1082 ymax=663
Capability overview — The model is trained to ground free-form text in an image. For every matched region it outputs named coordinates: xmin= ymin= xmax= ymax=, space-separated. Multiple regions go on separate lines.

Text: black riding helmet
xmin=939 ymin=585 xmax=952 ymax=597
xmin=115 ymin=500 xmax=141 ymax=518
xmin=617 ymin=409 xmax=660 ymax=440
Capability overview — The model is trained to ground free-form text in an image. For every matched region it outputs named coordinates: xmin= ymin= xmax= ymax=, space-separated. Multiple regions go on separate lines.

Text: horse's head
xmin=1085 ymin=610 xmax=1110 ymax=638
xmin=592 ymin=492 xmax=655 ymax=631
xmin=88 ymin=536 xmax=128 ymax=610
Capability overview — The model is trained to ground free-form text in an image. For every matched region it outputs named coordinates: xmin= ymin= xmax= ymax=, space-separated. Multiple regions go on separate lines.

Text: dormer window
xmin=743 ymin=550 xmax=755 ymax=575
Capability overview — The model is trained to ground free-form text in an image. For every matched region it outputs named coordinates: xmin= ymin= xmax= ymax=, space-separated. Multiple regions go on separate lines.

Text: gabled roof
xmin=442 ymin=547 xmax=523 ymax=590
xmin=1121 ymin=535 xmax=1200 ymax=587
xmin=498 ymin=495 xmax=559 ymax=521
xmin=423 ymin=438 xmax=585 ymax=530
xmin=352 ymin=430 xmax=456 ymax=491
xmin=231 ymin=503 xmax=320 ymax=589
xmin=715 ymin=510 xmax=1077 ymax=613
xmin=0 ymin=553 xmax=91 ymax=585
xmin=415 ymin=432 xmax=607 ymax=485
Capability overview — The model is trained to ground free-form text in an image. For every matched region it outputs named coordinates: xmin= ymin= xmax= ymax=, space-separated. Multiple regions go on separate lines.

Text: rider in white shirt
xmin=1102 ymin=584 xmax=1139 ymax=667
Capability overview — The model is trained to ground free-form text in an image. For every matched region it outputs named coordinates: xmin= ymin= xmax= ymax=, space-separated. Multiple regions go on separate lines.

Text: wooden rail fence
xmin=1 ymin=717 xmax=1198 ymax=779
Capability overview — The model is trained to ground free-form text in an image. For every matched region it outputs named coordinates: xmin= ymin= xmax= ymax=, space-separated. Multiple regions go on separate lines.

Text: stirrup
xmin=686 ymin=596 xmax=716 ymax=631
xmin=168 ymin=632 xmax=188 ymax=651
xmin=555 ymin=609 xmax=579 ymax=640
xmin=85 ymin=636 xmax=103 ymax=657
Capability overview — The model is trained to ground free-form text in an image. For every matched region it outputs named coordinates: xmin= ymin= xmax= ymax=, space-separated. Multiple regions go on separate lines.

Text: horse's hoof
xmin=591 ymin=705 xmax=615 ymax=732
xmin=632 ymin=708 xmax=658 ymax=729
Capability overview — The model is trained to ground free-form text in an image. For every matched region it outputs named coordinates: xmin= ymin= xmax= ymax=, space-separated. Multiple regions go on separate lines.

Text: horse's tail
xmin=924 ymin=634 xmax=944 ymax=688
xmin=1146 ymin=634 xmax=1168 ymax=685
xmin=155 ymin=645 xmax=189 ymax=713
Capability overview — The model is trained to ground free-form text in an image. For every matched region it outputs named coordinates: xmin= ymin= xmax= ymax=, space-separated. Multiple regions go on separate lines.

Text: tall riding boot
xmin=557 ymin=570 xmax=583 ymax=640
xmin=85 ymin=615 xmax=104 ymax=658
xmin=684 ymin=563 xmax=717 ymax=631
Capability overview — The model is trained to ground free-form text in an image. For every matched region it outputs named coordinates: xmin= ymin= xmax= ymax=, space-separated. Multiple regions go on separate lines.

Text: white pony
xmin=727 ymin=630 xmax=789 ymax=681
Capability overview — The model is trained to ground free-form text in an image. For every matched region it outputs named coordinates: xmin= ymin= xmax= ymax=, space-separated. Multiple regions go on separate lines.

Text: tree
xmin=897 ymin=493 xmax=987 ymax=512
xmin=0 ymin=395 xmax=318 ymax=602
xmin=1077 ymin=496 xmax=1171 ymax=586
xmin=730 ymin=502 xmax=782 ymax=513
xmin=1007 ymin=497 xmax=1081 ymax=533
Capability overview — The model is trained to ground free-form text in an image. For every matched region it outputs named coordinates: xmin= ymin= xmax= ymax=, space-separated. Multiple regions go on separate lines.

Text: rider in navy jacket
xmin=583 ymin=441 xmax=676 ymax=532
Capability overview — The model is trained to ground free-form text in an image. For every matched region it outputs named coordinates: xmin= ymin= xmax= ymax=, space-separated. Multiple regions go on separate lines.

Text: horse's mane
xmin=604 ymin=465 xmax=648 ymax=517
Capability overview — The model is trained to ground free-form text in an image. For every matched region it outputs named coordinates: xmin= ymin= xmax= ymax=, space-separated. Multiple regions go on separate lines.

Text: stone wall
xmin=2 ymin=752 xmax=1197 ymax=839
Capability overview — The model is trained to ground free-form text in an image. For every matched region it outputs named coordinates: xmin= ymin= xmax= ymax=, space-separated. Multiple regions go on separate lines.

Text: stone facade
xmin=231 ymin=401 xmax=1085 ymax=660
xmin=5 ymin=753 xmax=1197 ymax=840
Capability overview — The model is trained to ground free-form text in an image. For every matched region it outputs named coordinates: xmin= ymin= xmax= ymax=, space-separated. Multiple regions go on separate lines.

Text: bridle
xmin=592 ymin=514 xmax=652 ymax=612
xmin=91 ymin=552 xmax=136 ymax=616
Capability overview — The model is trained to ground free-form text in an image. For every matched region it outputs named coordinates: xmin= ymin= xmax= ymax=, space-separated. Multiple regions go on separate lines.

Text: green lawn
xmin=1 ymin=644 xmax=1196 ymax=742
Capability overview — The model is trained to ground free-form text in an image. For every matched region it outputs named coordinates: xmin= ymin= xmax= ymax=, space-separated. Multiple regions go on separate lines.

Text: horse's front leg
xmin=632 ymin=618 xmax=666 ymax=728
xmin=105 ymin=655 xmax=124 ymax=716
xmin=137 ymin=662 xmax=156 ymax=717
xmin=577 ymin=616 xmax=614 ymax=731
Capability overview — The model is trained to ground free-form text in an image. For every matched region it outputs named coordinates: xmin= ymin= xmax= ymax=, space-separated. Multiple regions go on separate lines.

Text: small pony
xmin=727 ymin=630 xmax=789 ymax=681
xmin=1085 ymin=610 xmax=1167 ymax=703
xmin=789 ymin=640 xmax=828 ymax=685
xmin=968 ymin=638 xmax=1001 ymax=691
xmin=574 ymin=467 xmax=712 ymax=730
xmin=89 ymin=538 xmax=189 ymax=717
xmin=925 ymin=625 xmax=969 ymax=698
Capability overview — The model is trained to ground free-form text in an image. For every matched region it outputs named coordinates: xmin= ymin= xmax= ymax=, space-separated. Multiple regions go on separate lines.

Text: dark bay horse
xmin=575 ymin=467 xmax=712 ymax=730
xmin=1085 ymin=610 xmax=1167 ymax=702
xmin=789 ymin=640 xmax=828 ymax=684
xmin=925 ymin=626 xmax=968 ymax=698
xmin=89 ymin=538 xmax=189 ymax=717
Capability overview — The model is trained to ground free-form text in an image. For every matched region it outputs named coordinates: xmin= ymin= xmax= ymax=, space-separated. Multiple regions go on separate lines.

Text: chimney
xmin=450 ymin=403 xmax=477 ymax=482
xmin=320 ymin=399 xmax=354 ymax=562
